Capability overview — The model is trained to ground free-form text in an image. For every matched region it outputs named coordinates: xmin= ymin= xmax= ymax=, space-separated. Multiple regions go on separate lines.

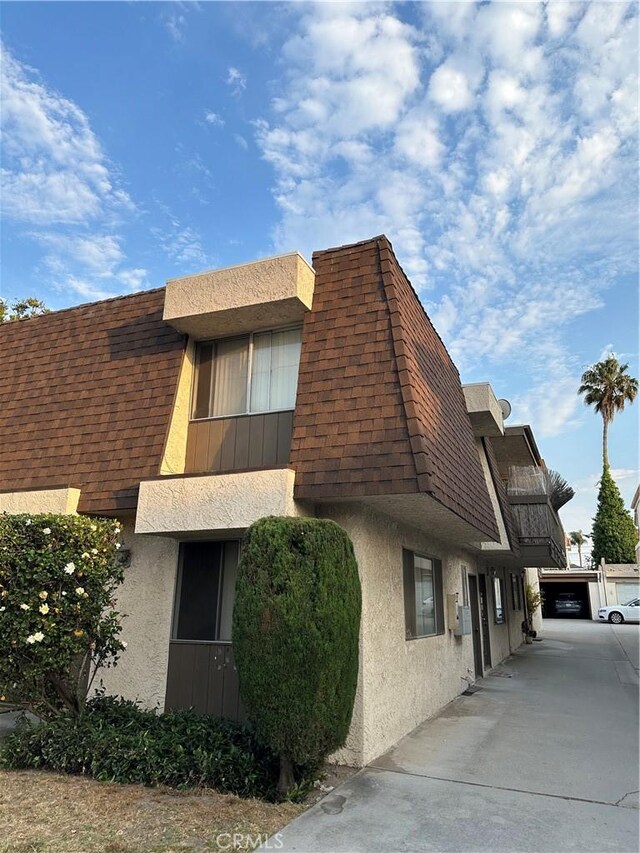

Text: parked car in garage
xmin=554 ymin=593 xmax=583 ymax=617
xmin=598 ymin=599 xmax=640 ymax=624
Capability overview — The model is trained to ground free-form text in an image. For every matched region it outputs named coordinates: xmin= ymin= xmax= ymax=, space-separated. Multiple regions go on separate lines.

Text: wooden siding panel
xmin=207 ymin=418 xmax=224 ymax=472
xmin=207 ymin=645 xmax=225 ymax=717
xmin=234 ymin=416 xmax=251 ymax=469
xmin=248 ymin=415 xmax=265 ymax=468
xmin=185 ymin=412 xmax=293 ymax=474
xmin=276 ymin=411 xmax=293 ymax=464
xmin=262 ymin=413 xmax=279 ymax=467
xmin=219 ymin=419 xmax=237 ymax=471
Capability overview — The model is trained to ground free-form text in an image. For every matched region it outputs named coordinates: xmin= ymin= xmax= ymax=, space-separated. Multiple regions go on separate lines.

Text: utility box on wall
xmin=447 ymin=594 xmax=472 ymax=636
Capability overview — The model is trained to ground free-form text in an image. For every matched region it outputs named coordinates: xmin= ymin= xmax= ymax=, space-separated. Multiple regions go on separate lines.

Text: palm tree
xmin=569 ymin=530 xmax=587 ymax=567
xmin=578 ymin=355 xmax=638 ymax=468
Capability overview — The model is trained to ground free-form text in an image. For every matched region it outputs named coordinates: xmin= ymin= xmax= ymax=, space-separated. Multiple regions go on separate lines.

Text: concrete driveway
xmin=277 ymin=620 xmax=639 ymax=852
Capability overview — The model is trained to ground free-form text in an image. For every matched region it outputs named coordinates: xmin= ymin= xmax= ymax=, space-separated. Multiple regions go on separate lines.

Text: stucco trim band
xmin=0 ymin=486 xmax=81 ymax=515
xmin=163 ymin=253 xmax=315 ymax=340
xmin=135 ymin=468 xmax=308 ymax=535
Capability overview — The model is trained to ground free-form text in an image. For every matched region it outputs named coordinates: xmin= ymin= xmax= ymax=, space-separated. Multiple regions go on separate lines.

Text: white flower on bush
xmin=90 ymin=524 xmax=97 ymax=532
xmin=61 ymin=591 xmax=67 ymax=597
xmin=39 ymin=603 xmax=49 ymax=615
xmin=20 ymin=603 xmax=30 ymax=611
xmin=42 ymin=528 xmax=51 ymax=535
xmin=26 ymin=632 xmax=44 ymax=644
xmin=64 ymin=563 xmax=75 ymax=574
xmin=39 ymin=591 xmax=48 ymax=600
xmin=25 ymin=519 xmax=32 ymax=526
xmin=91 ymin=548 xmax=98 ymax=555
xmin=0 ymin=606 xmax=5 ymax=612
xmin=81 ymin=552 xmax=90 ymax=559
xmin=122 ymin=641 xmax=128 ymax=648
xmin=115 ymin=543 xmax=121 ymax=550
xmin=75 ymin=587 xmax=85 ymax=596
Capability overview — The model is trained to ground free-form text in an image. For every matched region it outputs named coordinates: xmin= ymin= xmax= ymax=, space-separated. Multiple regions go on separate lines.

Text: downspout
xmin=600 ymin=557 xmax=608 ymax=607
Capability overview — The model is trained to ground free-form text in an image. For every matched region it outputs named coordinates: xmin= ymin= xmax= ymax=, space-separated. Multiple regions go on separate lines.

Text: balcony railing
xmin=507 ymin=467 xmax=568 ymax=568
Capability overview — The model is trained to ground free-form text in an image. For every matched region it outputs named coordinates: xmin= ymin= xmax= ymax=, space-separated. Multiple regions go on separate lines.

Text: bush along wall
xmin=0 ymin=513 xmax=124 ymax=718
xmin=1 ymin=696 xmax=282 ymax=800
xmin=232 ymin=516 xmax=362 ymax=796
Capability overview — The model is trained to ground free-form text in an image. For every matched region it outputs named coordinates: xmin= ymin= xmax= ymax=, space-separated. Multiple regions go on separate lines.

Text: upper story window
xmin=192 ymin=327 xmax=302 ymax=420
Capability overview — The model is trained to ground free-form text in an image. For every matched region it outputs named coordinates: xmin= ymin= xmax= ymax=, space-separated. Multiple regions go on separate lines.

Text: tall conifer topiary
xmin=591 ymin=467 xmax=637 ymax=566
xmin=232 ymin=516 xmax=361 ymax=796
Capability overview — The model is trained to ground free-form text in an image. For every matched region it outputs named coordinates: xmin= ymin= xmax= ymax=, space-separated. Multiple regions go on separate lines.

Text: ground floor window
xmin=403 ymin=550 xmax=444 ymax=639
xmin=493 ymin=575 xmax=505 ymax=624
xmin=173 ymin=541 xmax=240 ymax=642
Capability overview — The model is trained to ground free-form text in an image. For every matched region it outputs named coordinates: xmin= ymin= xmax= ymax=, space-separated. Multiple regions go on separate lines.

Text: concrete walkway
xmin=277 ymin=621 xmax=640 ymax=852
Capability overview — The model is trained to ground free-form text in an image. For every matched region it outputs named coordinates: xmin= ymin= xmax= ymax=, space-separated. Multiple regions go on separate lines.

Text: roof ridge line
xmin=0 ymin=286 xmax=165 ymax=326
xmin=375 ymin=238 xmax=434 ymax=498
xmin=312 ymin=235 xmax=388 ymax=257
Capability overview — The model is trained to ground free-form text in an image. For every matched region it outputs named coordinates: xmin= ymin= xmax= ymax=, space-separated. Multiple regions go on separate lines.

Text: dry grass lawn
xmin=0 ymin=769 xmax=303 ymax=853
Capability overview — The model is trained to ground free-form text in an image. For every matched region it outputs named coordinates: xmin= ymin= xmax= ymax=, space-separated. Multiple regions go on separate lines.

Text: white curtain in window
xmin=415 ymin=556 xmax=435 ymax=636
xmin=250 ymin=331 xmax=272 ymax=412
xmin=211 ymin=337 xmax=248 ymax=416
xmin=250 ymin=328 xmax=301 ymax=412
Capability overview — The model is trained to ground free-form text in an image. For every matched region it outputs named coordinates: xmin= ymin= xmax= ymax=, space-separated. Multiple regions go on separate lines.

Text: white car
xmin=598 ymin=598 xmax=640 ymax=624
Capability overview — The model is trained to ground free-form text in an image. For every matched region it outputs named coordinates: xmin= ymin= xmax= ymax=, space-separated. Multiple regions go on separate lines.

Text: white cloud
xmin=234 ymin=134 xmax=249 ymax=151
xmin=255 ymin=1 xmax=638 ymax=447
xmin=395 ymin=115 xmax=443 ymax=169
xmin=152 ymin=220 xmax=209 ymax=268
xmin=163 ymin=2 xmax=201 ymax=44
xmin=226 ymin=66 xmax=246 ymax=95
xmin=204 ymin=111 xmax=224 ymax=127
xmin=0 ymin=42 xmax=132 ymax=225
xmin=1 ymin=42 xmax=149 ymax=302
xmin=429 ymin=62 xmax=475 ymax=112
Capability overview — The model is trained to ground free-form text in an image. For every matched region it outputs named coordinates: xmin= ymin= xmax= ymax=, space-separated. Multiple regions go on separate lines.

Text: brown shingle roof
xmin=291 ymin=235 xmax=499 ymax=541
xmin=0 ymin=289 xmax=185 ymax=514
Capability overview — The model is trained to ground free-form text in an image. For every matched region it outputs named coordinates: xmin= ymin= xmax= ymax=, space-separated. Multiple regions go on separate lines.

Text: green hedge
xmin=233 ymin=516 xmax=361 ymax=793
xmin=1 ymin=696 xmax=282 ymax=800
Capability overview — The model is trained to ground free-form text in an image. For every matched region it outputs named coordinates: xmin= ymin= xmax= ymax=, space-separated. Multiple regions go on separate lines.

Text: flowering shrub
xmin=0 ymin=513 xmax=125 ymax=718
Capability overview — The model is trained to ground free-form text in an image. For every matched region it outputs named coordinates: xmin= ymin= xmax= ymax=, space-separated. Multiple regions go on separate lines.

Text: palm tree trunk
xmin=577 ymin=543 xmax=582 ymax=567
xmin=602 ymin=417 xmax=609 ymax=469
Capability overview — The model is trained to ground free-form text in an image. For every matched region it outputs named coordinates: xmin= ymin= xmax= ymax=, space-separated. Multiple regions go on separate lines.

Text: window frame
xmin=402 ymin=549 xmax=444 ymax=640
xmin=493 ymin=575 xmax=506 ymax=624
xmin=190 ymin=325 xmax=303 ymax=421
xmin=171 ymin=540 xmax=241 ymax=644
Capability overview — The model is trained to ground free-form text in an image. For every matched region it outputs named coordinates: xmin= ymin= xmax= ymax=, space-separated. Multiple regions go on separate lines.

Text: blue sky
xmin=1 ymin=1 xmax=638 ymax=556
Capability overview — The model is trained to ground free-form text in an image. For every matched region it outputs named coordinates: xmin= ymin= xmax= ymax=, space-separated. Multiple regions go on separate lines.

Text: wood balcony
xmin=185 ymin=411 xmax=293 ymax=475
xmin=507 ymin=466 xmax=568 ymax=568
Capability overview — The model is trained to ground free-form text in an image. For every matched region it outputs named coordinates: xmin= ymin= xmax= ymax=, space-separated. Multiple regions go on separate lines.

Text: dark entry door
xmin=468 ymin=575 xmax=483 ymax=678
xmin=478 ymin=574 xmax=492 ymax=668
xmin=165 ymin=540 xmax=244 ymax=720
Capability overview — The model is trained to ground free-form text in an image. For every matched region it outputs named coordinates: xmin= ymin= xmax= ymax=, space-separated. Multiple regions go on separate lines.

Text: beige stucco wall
xmin=160 ymin=342 xmax=195 ymax=476
xmin=96 ymin=519 xmax=179 ymax=710
xmin=525 ymin=568 xmax=544 ymax=633
xmin=0 ymin=487 xmax=81 ymax=515
xmin=463 ymin=383 xmax=505 ymax=437
xmin=136 ymin=468 xmax=311 ymax=536
xmin=322 ymin=503 xmax=478 ymax=766
xmin=164 ymin=253 xmax=315 ymax=339
xmin=483 ymin=567 xmax=514 ymax=665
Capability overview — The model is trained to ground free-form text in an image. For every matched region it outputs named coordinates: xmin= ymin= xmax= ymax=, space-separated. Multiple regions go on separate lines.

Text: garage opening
xmin=541 ymin=581 xmax=591 ymax=619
